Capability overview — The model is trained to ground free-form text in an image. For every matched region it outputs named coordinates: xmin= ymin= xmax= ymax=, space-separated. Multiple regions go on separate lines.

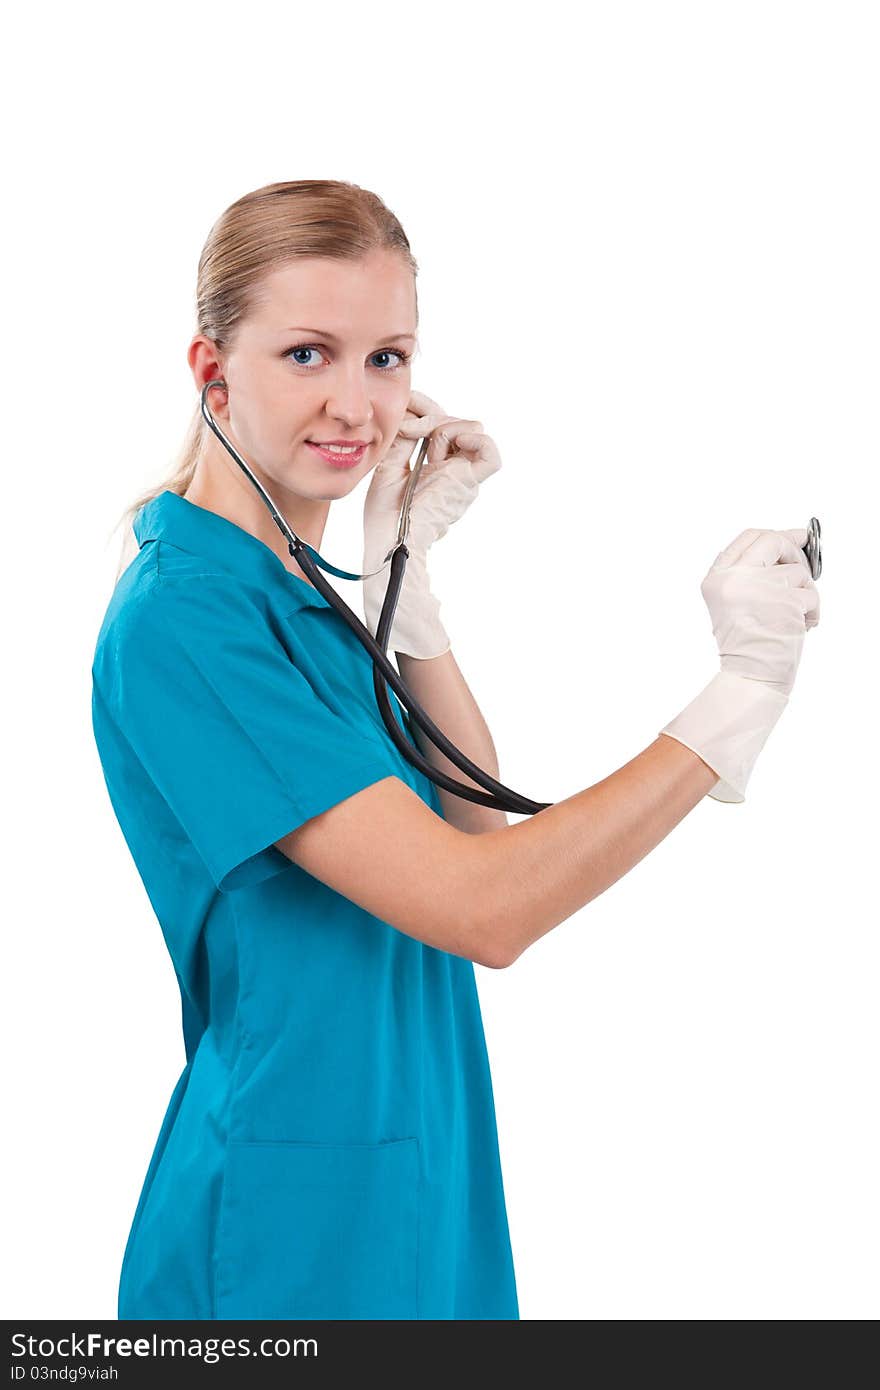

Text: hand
xmin=362 ymin=389 xmax=502 ymax=658
xmin=701 ymin=527 xmax=821 ymax=697
xmin=659 ymin=526 xmax=821 ymax=802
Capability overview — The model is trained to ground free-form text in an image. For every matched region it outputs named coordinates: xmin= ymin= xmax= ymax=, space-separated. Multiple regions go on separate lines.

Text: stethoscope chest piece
xmin=804 ymin=516 xmax=822 ymax=580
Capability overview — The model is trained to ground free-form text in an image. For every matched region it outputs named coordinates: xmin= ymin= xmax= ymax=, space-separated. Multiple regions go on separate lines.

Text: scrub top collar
xmin=133 ymin=489 xmax=335 ymax=611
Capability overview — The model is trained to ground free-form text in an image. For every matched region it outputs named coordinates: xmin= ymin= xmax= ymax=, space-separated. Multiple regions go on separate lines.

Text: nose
xmin=324 ymin=364 xmax=375 ymax=430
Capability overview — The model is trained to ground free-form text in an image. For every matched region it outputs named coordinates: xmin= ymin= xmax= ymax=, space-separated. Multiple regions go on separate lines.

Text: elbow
xmin=443 ymin=919 xmax=514 ymax=970
xmin=480 ymin=947 xmax=517 ymax=970
xmin=476 ymin=926 xmax=520 ymax=970
xmin=437 ymin=908 xmax=516 ymax=969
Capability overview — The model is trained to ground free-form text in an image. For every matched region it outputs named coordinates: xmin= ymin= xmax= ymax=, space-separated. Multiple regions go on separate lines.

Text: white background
xmin=3 ymin=0 xmax=877 ymax=1321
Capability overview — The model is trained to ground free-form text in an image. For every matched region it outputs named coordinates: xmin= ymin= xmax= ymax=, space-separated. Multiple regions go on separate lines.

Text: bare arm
xmin=472 ymin=733 xmax=719 ymax=964
xmin=274 ymin=733 xmax=719 ymax=970
xmin=395 ymin=646 xmax=508 ymax=834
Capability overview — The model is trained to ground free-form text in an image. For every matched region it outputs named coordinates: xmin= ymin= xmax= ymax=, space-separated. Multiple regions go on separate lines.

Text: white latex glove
xmin=660 ymin=527 xmax=820 ymax=802
xmin=362 ymin=389 xmax=502 ymax=659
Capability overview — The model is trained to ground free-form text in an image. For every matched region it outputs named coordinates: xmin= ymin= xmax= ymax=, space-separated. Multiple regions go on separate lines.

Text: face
xmin=191 ymin=250 xmax=417 ymax=502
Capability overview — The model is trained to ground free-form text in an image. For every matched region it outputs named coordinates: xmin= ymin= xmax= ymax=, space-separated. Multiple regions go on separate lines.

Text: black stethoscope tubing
xmin=200 ymin=381 xmax=549 ymax=814
xmin=199 ymin=380 xmax=822 ymax=817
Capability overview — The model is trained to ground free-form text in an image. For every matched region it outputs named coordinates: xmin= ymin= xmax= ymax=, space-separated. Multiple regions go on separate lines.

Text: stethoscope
xmin=200 ymin=380 xmax=823 ymax=816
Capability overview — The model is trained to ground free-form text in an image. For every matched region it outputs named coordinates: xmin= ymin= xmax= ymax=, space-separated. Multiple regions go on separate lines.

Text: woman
xmin=91 ymin=179 xmax=819 ymax=1321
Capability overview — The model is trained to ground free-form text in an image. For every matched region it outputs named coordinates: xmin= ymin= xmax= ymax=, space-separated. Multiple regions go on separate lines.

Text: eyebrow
xmin=284 ymin=327 xmax=417 ymax=342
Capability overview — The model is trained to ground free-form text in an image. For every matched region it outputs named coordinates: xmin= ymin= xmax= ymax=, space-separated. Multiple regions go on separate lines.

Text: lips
xmin=308 ymin=439 xmax=370 ymax=447
xmin=306 ymin=440 xmax=368 ymax=467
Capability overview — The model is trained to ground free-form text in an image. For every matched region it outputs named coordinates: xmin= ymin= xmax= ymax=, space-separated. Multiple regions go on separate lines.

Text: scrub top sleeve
xmin=106 ymin=574 xmax=399 ymax=894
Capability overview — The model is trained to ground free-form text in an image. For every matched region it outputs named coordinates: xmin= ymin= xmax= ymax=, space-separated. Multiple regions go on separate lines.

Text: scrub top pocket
xmin=213 ymin=1137 xmax=421 ymax=1320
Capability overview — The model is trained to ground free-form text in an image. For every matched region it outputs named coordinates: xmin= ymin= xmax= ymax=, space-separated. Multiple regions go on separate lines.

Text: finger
xmin=425 ymin=419 xmax=485 ymax=465
xmin=781 ymin=527 xmax=815 ymax=581
xmin=373 ymin=410 xmax=448 ymax=481
xmin=744 ymin=567 xmax=820 ymax=625
xmin=436 ymin=429 xmax=502 ymax=484
xmin=369 ymin=431 xmax=425 ymax=484
xmin=780 ymin=526 xmax=809 ymax=549
xmin=714 ymin=528 xmax=811 ymax=574
xmin=710 ymin=528 xmax=764 ymax=568
xmin=396 ymin=410 xmax=459 ymax=439
xmin=793 ymin=581 xmax=821 ymax=628
xmin=776 ymin=559 xmax=814 ymax=589
xmin=738 ymin=530 xmax=812 ymax=574
xmin=409 ymin=455 xmax=480 ymax=516
xmin=406 ymin=389 xmax=447 ymax=419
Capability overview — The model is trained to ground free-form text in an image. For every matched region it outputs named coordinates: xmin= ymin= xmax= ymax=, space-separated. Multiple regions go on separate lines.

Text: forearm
xmin=469 ymin=733 xmax=720 ymax=967
xmin=395 ymin=647 xmax=508 ymax=834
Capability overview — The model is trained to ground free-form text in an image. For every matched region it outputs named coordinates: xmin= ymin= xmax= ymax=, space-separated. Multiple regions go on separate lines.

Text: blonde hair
xmin=112 ymin=178 xmax=419 ymax=581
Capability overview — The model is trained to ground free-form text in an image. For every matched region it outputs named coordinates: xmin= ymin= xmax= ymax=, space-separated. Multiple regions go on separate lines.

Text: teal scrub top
xmin=90 ymin=489 xmax=519 ymax=1321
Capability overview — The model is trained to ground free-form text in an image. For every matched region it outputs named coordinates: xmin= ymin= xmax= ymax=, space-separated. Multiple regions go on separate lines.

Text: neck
xmin=184 ymin=443 xmax=330 ymax=588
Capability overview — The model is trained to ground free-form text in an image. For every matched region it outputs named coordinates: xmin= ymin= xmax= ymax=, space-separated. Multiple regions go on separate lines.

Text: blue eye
xmin=286 ymin=345 xmax=323 ymax=368
xmin=283 ymin=344 xmax=411 ymax=371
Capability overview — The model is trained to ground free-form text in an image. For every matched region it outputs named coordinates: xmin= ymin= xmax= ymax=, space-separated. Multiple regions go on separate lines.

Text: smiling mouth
xmin=305 ymin=440 xmax=368 ymax=467
xmin=308 ymin=441 xmax=368 ymax=451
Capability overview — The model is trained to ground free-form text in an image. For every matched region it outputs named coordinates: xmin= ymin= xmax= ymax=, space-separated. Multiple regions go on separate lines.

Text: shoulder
xmin=92 ymin=562 xmax=279 ymax=687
